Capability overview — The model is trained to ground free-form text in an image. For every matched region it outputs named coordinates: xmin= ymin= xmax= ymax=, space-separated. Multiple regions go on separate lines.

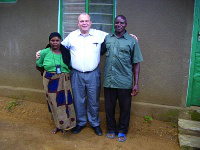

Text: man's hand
xmin=130 ymin=34 xmax=138 ymax=41
xmin=131 ymin=84 xmax=139 ymax=96
xmin=36 ymin=50 xmax=41 ymax=59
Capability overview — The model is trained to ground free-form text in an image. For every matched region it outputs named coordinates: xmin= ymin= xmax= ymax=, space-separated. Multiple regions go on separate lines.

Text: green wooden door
xmin=187 ymin=0 xmax=200 ymax=107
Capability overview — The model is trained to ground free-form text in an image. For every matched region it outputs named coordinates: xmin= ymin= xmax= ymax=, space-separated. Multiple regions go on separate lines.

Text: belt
xmin=72 ymin=69 xmax=93 ymax=73
xmin=83 ymin=71 xmax=92 ymax=73
xmin=73 ymin=66 xmax=98 ymax=73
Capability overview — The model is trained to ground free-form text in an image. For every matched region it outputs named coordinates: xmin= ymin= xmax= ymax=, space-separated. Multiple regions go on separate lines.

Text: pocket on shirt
xmin=119 ymin=46 xmax=131 ymax=59
xmin=92 ymin=42 xmax=100 ymax=53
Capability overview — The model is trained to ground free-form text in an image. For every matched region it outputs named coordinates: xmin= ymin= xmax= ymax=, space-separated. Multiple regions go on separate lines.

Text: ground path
xmin=0 ymin=97 xmax=179 ymax=150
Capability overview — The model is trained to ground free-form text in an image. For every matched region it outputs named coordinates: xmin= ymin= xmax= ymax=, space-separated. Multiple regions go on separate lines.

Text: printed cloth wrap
xmin=43 ymin=71 xmax=76 ymax=130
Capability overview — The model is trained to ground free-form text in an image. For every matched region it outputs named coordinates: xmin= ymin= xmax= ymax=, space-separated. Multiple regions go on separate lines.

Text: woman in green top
xmin=36 ymin=32 xmax=76 ymax=134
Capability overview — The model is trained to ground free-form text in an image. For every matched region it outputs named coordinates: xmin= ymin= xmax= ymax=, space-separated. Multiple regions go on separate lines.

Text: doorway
xmin=187 ymin=0 xmax=200 ymax=107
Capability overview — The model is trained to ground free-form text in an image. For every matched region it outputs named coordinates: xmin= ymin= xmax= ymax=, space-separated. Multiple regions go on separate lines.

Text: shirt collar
xmin=77 ymin=29 xmax=94 ymax=37
xmin=111 ymin=30 xmax=129 ymax=40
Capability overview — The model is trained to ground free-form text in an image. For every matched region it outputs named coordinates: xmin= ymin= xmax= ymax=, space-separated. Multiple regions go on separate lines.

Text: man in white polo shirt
xmin=61 ymin=13 xmax=107 ymax=136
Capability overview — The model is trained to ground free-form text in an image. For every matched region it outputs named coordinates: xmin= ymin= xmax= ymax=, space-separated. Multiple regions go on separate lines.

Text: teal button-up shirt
xmin=101 ymin=31 xmax=143 ymax=89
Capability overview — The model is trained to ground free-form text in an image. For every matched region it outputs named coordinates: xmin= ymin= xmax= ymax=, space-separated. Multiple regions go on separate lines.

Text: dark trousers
xmin=104 ymin=87 xmax=132 ymax=134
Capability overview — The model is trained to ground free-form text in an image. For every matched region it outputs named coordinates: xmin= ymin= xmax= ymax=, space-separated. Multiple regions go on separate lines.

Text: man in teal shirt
xmin=101 ymin=15 xmax=143 ymax=142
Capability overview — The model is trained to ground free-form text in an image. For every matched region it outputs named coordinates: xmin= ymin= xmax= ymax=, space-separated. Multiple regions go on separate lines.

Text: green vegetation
xmin=144 ymin=115 xmax=153 ymax=123
xmin=4 ymin=100 xmax=19 ymax=111
xmin=189 ymin=110 xmax=200 ymax=121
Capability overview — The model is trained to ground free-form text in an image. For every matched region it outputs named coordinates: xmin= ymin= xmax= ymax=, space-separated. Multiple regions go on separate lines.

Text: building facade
xmin=0 ymin=0 xmax=199 ymax=120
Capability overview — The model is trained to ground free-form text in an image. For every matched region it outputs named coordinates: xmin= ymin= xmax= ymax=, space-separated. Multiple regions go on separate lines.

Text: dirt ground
xmin=0 ymin=97 xmax=180 ymax=150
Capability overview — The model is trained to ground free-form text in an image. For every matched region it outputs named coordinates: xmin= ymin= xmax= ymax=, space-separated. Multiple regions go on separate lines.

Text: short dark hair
xmin=115 ymin=15 xmax=127 ymax=23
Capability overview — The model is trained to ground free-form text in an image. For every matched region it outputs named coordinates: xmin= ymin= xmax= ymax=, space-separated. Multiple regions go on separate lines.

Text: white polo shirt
xmin=61 ymin=29 xmax=108 ymax=72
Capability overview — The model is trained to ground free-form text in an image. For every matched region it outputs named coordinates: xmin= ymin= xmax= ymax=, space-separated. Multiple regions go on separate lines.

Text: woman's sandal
xmin=118 ymin=133 xmax=127 ymax=142
xmin=106 ymin=131 xmax=116 ymax=139
xmin=61 ymin=130 xmax=67 ymax=134
xmin=52 ymin=128 xmax=67 ymax=134
xmin=52 ymin=128 xmax=60 ymax=134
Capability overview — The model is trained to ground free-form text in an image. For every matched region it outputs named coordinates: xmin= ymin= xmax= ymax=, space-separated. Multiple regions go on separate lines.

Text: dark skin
xmin=114 ymin=16 xmax=127 ymax=37
xmin=52 ymin=128 xmax=67 ymax=134
xmin=35 ymin=36 xmax=61 ymax=75
xmin=49 ymin=37 xmax=68 ymax=134
xmin=114 ymin=16 xmax=141 ymax=96
xmin=132 ymin=63 xmax=140 ymax=96
xmin=103 ymin=16 xmax=141 ymax=140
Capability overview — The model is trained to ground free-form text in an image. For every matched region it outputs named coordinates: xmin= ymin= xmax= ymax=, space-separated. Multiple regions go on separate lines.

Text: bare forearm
xmin=133 ymin=63 xmax=140 ymax=86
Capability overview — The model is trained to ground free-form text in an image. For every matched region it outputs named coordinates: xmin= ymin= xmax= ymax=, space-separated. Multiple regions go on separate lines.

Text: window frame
xmin=85 ymin=0 xmax=116 ymax=32
xmin=0 ymin=0 xmax=17 ymax=3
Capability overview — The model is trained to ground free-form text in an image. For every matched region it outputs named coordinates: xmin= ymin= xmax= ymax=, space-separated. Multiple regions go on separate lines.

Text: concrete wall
xmin=101 ymin=0 xmax=194 ymax=119
xmin=0 ymin=0 xmax=58 ymax=101
xmin=0 ymin=0 xmax=195 ymax=120
xmin=115 ymin=0 xmax=194 ymax=107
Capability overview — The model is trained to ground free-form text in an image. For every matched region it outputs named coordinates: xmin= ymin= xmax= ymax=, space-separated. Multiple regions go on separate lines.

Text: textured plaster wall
xmin=0 ymin=0 xmax=58 ymax=91
xmin=114 ymin=0 xmax=194 ymax=107
xmin=0 ymin=0 xmax=195 ymax=109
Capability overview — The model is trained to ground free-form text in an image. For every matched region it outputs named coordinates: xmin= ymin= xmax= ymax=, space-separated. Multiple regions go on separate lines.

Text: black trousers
xmin=104 ymin=87 xmax=132 ymax=134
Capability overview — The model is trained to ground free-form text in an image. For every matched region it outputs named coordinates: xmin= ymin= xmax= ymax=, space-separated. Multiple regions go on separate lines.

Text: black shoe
xmin=92 ymin=126 xmax=103 ymax=136
xmin=72 ymin=125 xmax=85 ymax=134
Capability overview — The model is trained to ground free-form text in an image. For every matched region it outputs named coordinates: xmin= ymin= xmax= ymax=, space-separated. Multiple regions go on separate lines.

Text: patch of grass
xmin=4 ymin=100 xmax=20 ymax=111
xmin=189 ymin=110 xmax=200 ymax=121
xmin=144 ymin=115 xmax=153 ymax=123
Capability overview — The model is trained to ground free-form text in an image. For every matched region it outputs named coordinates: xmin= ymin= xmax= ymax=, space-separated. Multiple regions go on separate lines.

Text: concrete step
xmin=178 ymin=119 xmax=200 ymax=137
xmin=179 ymin=134 xmax=200 ymax=150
